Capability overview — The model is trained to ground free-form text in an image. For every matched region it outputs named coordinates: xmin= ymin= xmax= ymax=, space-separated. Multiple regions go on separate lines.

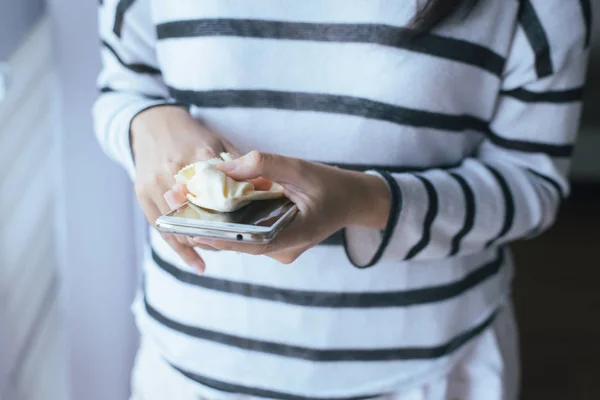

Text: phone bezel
xmin=154 ymin=201 xmax=298 ymax=243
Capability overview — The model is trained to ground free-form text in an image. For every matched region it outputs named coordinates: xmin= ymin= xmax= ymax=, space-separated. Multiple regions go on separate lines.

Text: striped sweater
xmin=93 ymin=0 xmax=590 ymax=398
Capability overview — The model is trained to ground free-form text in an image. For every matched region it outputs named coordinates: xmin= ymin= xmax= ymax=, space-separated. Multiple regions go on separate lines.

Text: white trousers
xmin=131 ymin=303 xmax=519 ymax=400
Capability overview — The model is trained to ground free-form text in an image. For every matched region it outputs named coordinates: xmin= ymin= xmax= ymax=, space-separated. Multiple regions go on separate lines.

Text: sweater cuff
xmin=343 ymin=170 xmax=402 ymax=269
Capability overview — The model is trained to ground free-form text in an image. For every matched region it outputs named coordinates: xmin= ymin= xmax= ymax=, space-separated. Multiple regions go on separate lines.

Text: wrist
xmin=131 ymin=104 xmax=189 ymax=140
xmin=345 ymin=171 xmax=391 ymax=230
xmin=129 ymin=104 xmax=190 ymax=161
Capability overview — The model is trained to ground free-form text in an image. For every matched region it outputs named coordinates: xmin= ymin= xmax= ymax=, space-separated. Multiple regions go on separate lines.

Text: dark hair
xmin=412 ymin=0 xmax=479 ymax=33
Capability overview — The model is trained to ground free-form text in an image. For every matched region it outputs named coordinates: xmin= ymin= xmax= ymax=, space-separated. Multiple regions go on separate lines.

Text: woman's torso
xmin=137 ymin=1 xmax=519 ymax=397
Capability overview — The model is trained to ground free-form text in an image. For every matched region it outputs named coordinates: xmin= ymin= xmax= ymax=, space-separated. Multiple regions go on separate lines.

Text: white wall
xmin=0 ymin=18 xmax=68 ymax=400
xmin=0 ymin=0 xmax=45 ymax=60
xmin=47 ymin=1 xmax=142 ymax=399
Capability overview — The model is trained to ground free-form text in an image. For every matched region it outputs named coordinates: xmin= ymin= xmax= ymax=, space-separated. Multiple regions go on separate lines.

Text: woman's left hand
xmin=189 ymin=151 xmax=391 ymax=265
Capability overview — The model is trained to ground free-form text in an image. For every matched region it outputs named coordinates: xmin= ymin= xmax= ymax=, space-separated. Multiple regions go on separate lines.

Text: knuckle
xmin=165 ymin=160 xmax=182 ymax=175
xmin=195 ymin=147 xmax=219 ymax=160
xmin=146 ymin=173 xmax=162 ymax=186
xmin=248 ymin=150 xmax=267 ymax=169
xmin=248 ymin=150 xmax=278 ymax=176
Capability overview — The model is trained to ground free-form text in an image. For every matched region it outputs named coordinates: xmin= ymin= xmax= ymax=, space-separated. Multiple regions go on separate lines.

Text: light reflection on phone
xmin=170 ymin=198 xmax=294 ymax=228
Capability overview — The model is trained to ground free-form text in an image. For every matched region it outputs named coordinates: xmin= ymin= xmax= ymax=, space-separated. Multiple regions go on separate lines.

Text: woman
xmin=94 ymin=0 xmax=590 ymax=399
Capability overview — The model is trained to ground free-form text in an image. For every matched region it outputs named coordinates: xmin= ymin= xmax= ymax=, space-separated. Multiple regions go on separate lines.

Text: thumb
xmin=216 ymin=151 xmax=300 ymax=183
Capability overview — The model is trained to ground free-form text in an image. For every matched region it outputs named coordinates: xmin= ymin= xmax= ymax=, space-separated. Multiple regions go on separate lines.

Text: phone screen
xmin=166 ymin=197 xmax=295 ymax=228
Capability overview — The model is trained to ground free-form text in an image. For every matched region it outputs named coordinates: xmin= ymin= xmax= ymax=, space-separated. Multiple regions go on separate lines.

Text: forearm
xmin=344 ymin=155 xmax=565 ymax=267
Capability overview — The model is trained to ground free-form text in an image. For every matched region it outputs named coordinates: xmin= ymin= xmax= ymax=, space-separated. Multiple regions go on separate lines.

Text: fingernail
xmin=192 ymin=261 xmax=205 ymax=274
xmin=217 ymin=161 xmax=236 ymax=172
xmin=174 ymin=183 xmax=189 ymax=196
xmin=164 ymin=191 xmax=177 ymax=208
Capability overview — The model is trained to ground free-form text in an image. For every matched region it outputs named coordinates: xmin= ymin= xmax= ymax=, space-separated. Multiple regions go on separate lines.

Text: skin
xmin=130 ymin=105 xmax=241 ymax=272
xmin=165 ymin=151 xmax=392 ymax=271
xmin=133 ymin=105 xmax=391 ymax=273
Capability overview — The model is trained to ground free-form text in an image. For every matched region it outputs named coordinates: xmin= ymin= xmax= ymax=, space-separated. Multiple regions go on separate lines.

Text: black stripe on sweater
xmin=344 ymin=170 xmax=403 ymax=269
xmin=525 ymin=168 xmax=566 ymax=198
xmin=448 ymin=172 xmax=476 ymax=256
xmin=101 ymin=39 xmax=161 ymax=74
xmin=486 ymin=131 xmax=573 ymax=157
xmin=501 ymin=87 xmax=584 ymax=103
xmin=318 ymin=231 xmax=345 ymax=246
xmin=145 ymin=294 xmax=499 ymax=361
xmin=518 ymin=0 xmax=553 ymax=78
xmin=484 ymin=166 xmax=515 ymax=248
xmin=171 ymin=365 xmax=379 ymax=400
xmin=321 ymin=162 xmax=462 ymax=247
xmin=169 ymin=88 xmax=488 ymax=131
xmin=405 ymin=175 xmax=439 ymax=260
xmin=156 ymin=19 xmax=505 ymax=76
xmin=151 ymin=247 xmax=504 ymax=308
xmin=113 ymin=0 xmax=136 ymax=37
xmin=170 ymin=88 xmax=573 ymax=157
xmin=98 ymin=86 xmax=167 ymax=100
xmin=578 ymin=0 xmax=592 ymax=48
xmin=320 ymin=162 xmax=460 ymax=174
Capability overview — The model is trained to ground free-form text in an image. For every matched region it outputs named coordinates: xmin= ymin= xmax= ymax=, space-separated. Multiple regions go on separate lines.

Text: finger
xmin=259 ymin=211 xmax=306 ymax=251
xmin=160 ymin=190 xmax=218 ymax=251
xmin=164 ymin=188 xmax=187 ymax=209
xmin=192 ymin=211 xmax=308 ymax=257
xmin=268 ymin=248 xmax=306 ymax=265
xmin=251 ymin=177 xmax=273 ymax=191
xmin=193 ymin=237 xmax=269 ymax=256
xmin=171 ymin=234 xmax=218 ymax=250
xmin=194 ymin=210 xmax=306 ymax=255
xmin=154 ymin=190 xmax=173 ymax=216
xmin=185 ymin=236 xmax=197 ymax=247
xmin=216 ymin=151 xmax=301 ymax=183
xmin=184 ymin=236 xmax=218 ymax=251
xmin=139 ymin=198 xmax=205 ymax=271
xmin=162 ymin=233 xmax=206 ymax=273
xmin=139 ymin=195 xmax=161 ymax=226
xmin=174 ymin=234 xmax=193 ymax=247
xmin=153 ymin=192 xmax=192 ymax=246
xmin=162 ymin=187 xmax=220 ymax=251
xmin=174 ymin=183 xmax=190 ymax=196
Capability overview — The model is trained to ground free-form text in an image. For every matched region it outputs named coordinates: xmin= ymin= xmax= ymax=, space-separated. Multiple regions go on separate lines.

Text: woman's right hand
xmin=130 ymin=105 xmax=240 ymax=273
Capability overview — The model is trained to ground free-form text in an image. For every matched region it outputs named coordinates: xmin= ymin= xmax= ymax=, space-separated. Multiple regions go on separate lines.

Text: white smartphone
xmin=155 ymin=198 xmax=298 ymax=244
